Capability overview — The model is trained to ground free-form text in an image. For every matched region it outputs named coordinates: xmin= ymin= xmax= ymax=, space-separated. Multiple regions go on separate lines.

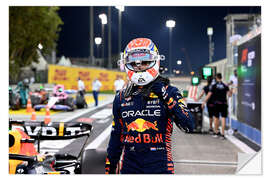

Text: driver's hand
xmin=151 ymin=81 xmax=167 ymax=101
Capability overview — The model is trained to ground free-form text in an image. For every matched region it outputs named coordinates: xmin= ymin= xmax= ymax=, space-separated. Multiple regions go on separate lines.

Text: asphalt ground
xmin=171 ymin=128 xmax=241 ymax=174
xmin=9 ymin=90 xmax=252 ymax=174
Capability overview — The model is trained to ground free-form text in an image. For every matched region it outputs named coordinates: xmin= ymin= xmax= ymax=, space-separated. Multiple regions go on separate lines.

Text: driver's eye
xmin=141 ymin=61 xmax=150 ymax=66
xmin=130 ymin=62 xmax=136 ymax=67
xmin=130 ymin=61 xmax=149 ymax=67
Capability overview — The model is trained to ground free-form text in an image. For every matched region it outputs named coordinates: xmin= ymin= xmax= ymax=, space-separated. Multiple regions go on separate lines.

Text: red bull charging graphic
xmin=125 ymin=118 xmax=162 ymax=144
xmin=126 ymin=118 xmax=158 ymax=132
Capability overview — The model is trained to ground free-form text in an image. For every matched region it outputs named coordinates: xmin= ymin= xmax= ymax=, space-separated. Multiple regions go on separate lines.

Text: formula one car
xmin=29 ymin=86 xmax=50 ymax=107
xmin=9 ymin=119 xmax=106 ymax=174
xmin=64 ymin=89 xmax=87 ymax=109
xmin=75 ymin=92 xmax=88 ymax=109
xmin=33 ymin=84 xmax=75 ymax=111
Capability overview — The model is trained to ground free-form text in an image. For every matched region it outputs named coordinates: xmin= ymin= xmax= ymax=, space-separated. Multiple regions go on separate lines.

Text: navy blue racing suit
xmin=105 ymin=81 xmax=194 ymax=174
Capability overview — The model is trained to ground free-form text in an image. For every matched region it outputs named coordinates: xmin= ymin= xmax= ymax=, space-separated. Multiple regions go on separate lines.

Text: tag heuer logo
xmin=138 ymin=78 xmax=146 ymax=83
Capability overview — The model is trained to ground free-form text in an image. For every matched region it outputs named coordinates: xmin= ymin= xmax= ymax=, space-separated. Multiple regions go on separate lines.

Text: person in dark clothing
xmin=105 ymin=38 xmax=194 ymax=174
xmin=78 ymin=77 xmax=88 ymax=108
xmin=197 ymin=76 xmax=215 ymax=133
xmin=202 ymin=73 xmax=232 ymax=140
xmin=92 ymin=78 xmax=102 ymax=106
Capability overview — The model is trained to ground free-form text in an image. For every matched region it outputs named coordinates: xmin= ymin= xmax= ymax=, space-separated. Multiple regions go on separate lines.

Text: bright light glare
xmin=192 ymin=77 xmax=199 ymax=84
xmin=203 ymin=67 xmax=212 ymax=76
xmin=115 ymin=6 xmax=125 ymax=12
xmin=207 ymin=27 xmax=213 ymax=35
xmin=166 ymin=20 xmax=176 ymax=28
xmin=177 ymin=60 xmax=182 ymax=65
xmin=38 ymin=43 xmax=43 ymax=50
xmin=95 ymin=37 xmax=102 ymax=45
xmin=99 ymin=14 xmax=107 ymax=24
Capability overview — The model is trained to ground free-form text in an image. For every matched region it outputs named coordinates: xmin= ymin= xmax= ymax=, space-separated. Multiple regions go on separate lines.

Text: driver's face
xmin=131 ymin=61 xmax=151 ymax=71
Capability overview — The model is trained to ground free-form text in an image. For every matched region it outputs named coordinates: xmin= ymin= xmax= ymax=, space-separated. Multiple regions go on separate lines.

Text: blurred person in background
xmin=202 ymin=73 xmax=232 ymax=140
xmin=92 ymin=78 xmax=102 ymax=106
xmin=53 ymin=84 xmax=68 ymax=101
xmin=78 ymin=77 xmax=85 ymax=96
xmin=197 ymin=76 xmax=215 ymax=134
xmin=15 ymin=79 xmax=30 ymax=108
xmin=30 ymin=76 xmax=35 ymax=85
xmin=78 ymin=77 xmax=87 ymax=107
xmin=228 ymin=69 xmax=238 ymax=116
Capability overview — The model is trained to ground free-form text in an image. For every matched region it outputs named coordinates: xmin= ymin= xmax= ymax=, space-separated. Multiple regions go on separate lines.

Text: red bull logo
xmin=124 ymin=119 xmax=163 ymax=144
xmin=125 ymin=133 xmax=163 ymax=144
xmin=126 ymin=118 xmax=158 ymax=132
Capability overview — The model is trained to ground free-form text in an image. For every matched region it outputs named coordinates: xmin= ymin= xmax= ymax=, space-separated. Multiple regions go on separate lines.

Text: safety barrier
xmin=227 ymin=118 xmax=261 ymax=146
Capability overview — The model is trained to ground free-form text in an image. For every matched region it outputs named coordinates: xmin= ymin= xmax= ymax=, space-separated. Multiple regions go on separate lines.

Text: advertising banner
xmin=237 ymin=34 xmax=261 ymax=130
xmin=48 ymin=65 xmax=127 ymax=91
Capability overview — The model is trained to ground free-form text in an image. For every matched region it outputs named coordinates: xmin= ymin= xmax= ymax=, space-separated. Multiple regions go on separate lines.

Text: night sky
xmin=56 ymin=6 xmax=260 ymax=74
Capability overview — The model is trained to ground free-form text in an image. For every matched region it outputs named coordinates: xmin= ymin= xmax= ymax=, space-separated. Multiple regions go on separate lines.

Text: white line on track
xmin=225 ymin=135 xmax=256 ymax=154
xmin=38 ymin=100 xmax=113 ymax=153
xmin=90 ymin=109 xmax=112 ymax=119
xmin=96 ymin=118 xmax=111 ymax=124
xmin=86 ymin=125 xmax=112 ymax=149
xmin=61 ymin=101 xmax=112 ymax=122
xmin=203 ymin=115 xmax=256 ymax=154
xmin=174 ymin=159 xmax=237 ymax=166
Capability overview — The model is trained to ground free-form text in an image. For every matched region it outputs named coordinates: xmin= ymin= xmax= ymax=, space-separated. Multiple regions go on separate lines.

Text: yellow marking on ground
xmin=9 ymin=108 xmax=58 ymax=115
xmin=71 ymin=94 xmax=106 ymax=103
xmin=85 ymin=95 xmax=106 ymax=104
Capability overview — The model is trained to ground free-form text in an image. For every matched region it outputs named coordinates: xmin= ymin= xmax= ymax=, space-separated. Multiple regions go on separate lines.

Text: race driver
xmin=105 ymin=38 xmax=194 ymax=174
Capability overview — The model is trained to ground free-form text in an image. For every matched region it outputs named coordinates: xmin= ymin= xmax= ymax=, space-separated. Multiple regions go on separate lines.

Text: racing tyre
xmin=10 ymin=94 xmax=20 ymax=110
xmin=76 ymin=94 xmax=85 ymax=109
xmin=65 ymin=97 xmax=75 ymax=111
xmin=80 ymin=149 xmax=107 ymax=174
xmin=30 ymin=95 xmax=41 ymax=107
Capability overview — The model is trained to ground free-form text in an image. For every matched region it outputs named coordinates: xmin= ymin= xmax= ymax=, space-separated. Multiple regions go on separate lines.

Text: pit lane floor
xmin=9 ymin=93 xmax=254 ymax=174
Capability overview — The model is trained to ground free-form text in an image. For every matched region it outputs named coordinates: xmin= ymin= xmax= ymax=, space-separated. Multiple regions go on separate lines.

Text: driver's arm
xmin=105 ymin=92 xmax=124 ymax=174
xmin=151 ymin=82 xmax=194 ymax=133
xmin=166 ymin=86 xmax=195 ymax=133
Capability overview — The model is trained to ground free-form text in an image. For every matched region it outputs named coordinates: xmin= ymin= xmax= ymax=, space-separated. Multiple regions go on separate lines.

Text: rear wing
xmin=9 ymin=119 xmax=92 ymax=140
